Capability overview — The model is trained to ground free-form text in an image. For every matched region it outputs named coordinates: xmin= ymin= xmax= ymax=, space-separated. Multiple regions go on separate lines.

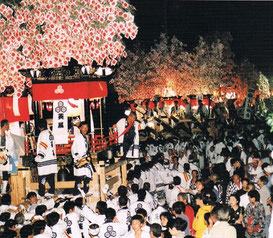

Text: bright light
xmin=226 ymin=92 xmax=236 ymax=99
xmin=163 ymin=87 xmax=176 ymax=97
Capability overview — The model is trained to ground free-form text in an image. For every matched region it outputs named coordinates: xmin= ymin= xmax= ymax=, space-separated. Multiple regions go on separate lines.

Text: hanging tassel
xmin=90 ymin=101 xmax=95 ymax=109
xmin=47 ymin=103 xmax=53 ymax=111
xmin=96 ymin=99 xmax=101 ymax=109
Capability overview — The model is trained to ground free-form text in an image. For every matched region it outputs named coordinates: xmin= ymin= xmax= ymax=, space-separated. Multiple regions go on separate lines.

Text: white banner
xmin=53 ymin=100 xmax=68 ymax=144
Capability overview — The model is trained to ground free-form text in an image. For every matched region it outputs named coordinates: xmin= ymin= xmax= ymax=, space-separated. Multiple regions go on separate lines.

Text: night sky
xmin=128 ymin=1 xmax=273 ymax=77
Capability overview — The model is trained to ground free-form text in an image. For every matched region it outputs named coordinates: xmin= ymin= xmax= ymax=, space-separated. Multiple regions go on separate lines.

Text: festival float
xmin=0 ymin=0 xmax=138 ymax=205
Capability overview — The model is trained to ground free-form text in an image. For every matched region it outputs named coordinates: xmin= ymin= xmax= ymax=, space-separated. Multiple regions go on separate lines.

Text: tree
xmin=111 ymin=32 xmax=255 ymax=105
xmin=0 ymin=0 xmax=137 ymax=96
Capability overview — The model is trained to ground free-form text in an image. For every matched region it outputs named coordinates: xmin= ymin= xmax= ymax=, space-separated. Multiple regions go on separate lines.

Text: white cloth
xmin=0 ymin=130 xmax=15 ymax=172
xmin=34 ymin=234 xmax=51 ymax=238
xmin=63 ymin=212 xmax=81 ymax=238
xmin=35 ymin=129 xmax=57 ymax=176
xmin=116 ymin=207 xmax=131 ymax=227
xmin=126 ymin=230 xmax=151 ymax=238
xmin=51 ymin=221 xmax=67 ymax=238
xmin=149 ymin=206 xmax=167 ymax=224
xmin=99 ymin=222 xmax=127 ymax=238
xmin=116 ymin=118 xmax=141 ymax=158
xmin=71 ymin=133 xmax=93 ymax=178
xmin=75 ymin=206 xmax=92 ymax=238
xmin=129 ymin=201 xmax=152 ymax=217
xmin=81 ymin=206 xmax=106 ymax=227
xmin=239 ymin=193 xmax=250 ymax=209
xmin=169 ymin=185 xmax=184 ymax=207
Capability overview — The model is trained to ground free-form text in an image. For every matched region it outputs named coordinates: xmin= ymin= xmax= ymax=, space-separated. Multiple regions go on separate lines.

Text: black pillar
xmin=33 ymin=101 xmax=40 ymax=136
xmin=84 ymin=99 xmax=91 ymax=130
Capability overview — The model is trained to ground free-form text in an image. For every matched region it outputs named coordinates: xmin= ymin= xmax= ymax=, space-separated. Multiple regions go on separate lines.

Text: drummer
xmin=71 ymin=121 xmax=94 ymax=196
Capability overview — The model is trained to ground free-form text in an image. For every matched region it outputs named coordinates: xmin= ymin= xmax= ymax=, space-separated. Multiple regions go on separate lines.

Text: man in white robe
xmin=35 ymin=119 xmax=57 ymax=197
xmin=0 ymin=119 xmax=15 ymax=194
xmin=116 ymin=112 xmax=145 ymax=159
xmin=72 ymin=121 xmax=94 ymax=195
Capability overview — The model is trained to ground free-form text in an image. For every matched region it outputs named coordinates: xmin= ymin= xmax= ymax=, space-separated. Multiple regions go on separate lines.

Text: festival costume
xmin=116 ymin=118 xmax=142 ymax=158
xmin=99 ymin=221 xmax=127 ymax=238
xmin=71 ymin=133 xmax=94 ymax=195
xmin=0 ymin=130 xmax=15 ymax=193
xmin=35 ymin=129 xmax=57 ymax=196
xmin=63 ymin=211 xmax=81 ymax=238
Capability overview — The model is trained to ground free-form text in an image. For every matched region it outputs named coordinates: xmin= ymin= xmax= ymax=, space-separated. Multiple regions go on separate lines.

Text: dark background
xmin=106 ymin=1 xmax=273 ymax=127
xmin=127 ymin=1 xmax=273 ymax=77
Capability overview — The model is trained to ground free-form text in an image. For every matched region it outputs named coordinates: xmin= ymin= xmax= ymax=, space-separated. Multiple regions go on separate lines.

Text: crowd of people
xmin=0 ymin=100 xmax=273 ymax=238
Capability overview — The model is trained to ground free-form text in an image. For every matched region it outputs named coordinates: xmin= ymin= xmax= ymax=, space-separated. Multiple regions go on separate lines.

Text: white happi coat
xmin=35 ymin=129 xmax=57 ymax=176
xmin=99 ymin=221 xmax=128 ymax=238
xmin=116 ymin=118 xmax=142 ymax=158
xmin=0 ymin=130 xmax=15 ymax=172
xmin=63 ymin=212 xmax=81 ymax=238
xmin=116 ymin=207 xmax=131 ymax=228
xmin=71 ymin=133 xmax=92 ymax=178
xmin=51 ymin=221 xmax=67 ymax=238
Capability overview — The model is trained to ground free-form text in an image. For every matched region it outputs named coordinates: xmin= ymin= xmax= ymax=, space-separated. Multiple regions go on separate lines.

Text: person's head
xmin=33 ymin=220 xmax=46 ymax=235
xmin=136 ymin=208 xmax=148 ymax=222
xmin=172 ymin=202 xmax=185 ymax=216
xmin=96 ymin=201 xmax=107 ymax=215
xmin=63 ymin=201 xmax=75 ymax=215
xmin=150 ymin=223 xmax=162 ymax=238
xmin=37 ymin=119 xmax=47 ymax=131
xmin=35 ymin=205 xmax=47 ymax=216
xmin=0 ymin=212 xmax=10 ymax=224
xmin=105 ymin=208 xmax=116 ymax=222
xmin=4 ymin=219 xmax=16 ymax=231
xmin=14 ymin=212 xmax=25 ymax=225
xmin=231 ymin=158 xmax=241 ymax=168
xmin=128 ymin=112 xmax=136 ymax=124
xmin=131 ymin=215 xmax=144 ymax=232
xmin=248 ymin=190 xmax=260 ymax=203
xmin=119 ymin=196 xmax=128 ymax=207
xmin=46 ymin=212 xmax=60 ymax=227
xmin=173 ymin=176 xmax=181 ymax=186
xmin=168 ymin=218 xmax=187 ymax=236
xmin=177 ymin=192 xmax=188 ymax=204
xmin=200 ymin=188 xmax=216 ymax=205
xmin=183 ymin=163 xmax=190 ymax=173
xmin=27 ymin=192 xmax=38 ymax=206
xmin=196 ymin=179 xmax=205 ymax=193
xmin=229 ymin=194 xmax=240 ymax=207
xmin=217 ymin=205 xmax=230 ymax=222
xmin=192 ymin=170 xmax=198 ymax=178
xmin=258 ymin=176 xmax=268 ymax=188
xmin=173 ymin=156 xmax=178 ymax=165
xmin=210 ymin=173 xmax=218 ymax=183
xmin=242 ymin=178 xmax=249 ymax=191
xmin=157 ymin=197 xmax=166 ymax=207
xmin=210 ymin=204 xmax=220 ymax=223
xmin=79 ymin=121 xmax=89 ymax=136
xmin=0 ymin=119 xmax=9 ymax=131
xmin=160 ymin=212 xmax=173 ymax=227
xmin=247 ymin=183 xmax=255 ymax=192
xmin=19 ymin=224 xmax=33 ymax=238
xmin=232 ymin=174 xmax=241 ymax=185
xmin=74 ymin=197 xmax=83 ymax=208
xmin=131 ymin=183 xmax=139 ymax=194
xmin=1 ymin=194 xmax=11 ymax=205
xmin=137 ymin=189 xmax=146 ymax=201
xmin=117 ymin=185 xmax=128 ymax=197
xmin=143 ymin=182 xmax=151 ymax=192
